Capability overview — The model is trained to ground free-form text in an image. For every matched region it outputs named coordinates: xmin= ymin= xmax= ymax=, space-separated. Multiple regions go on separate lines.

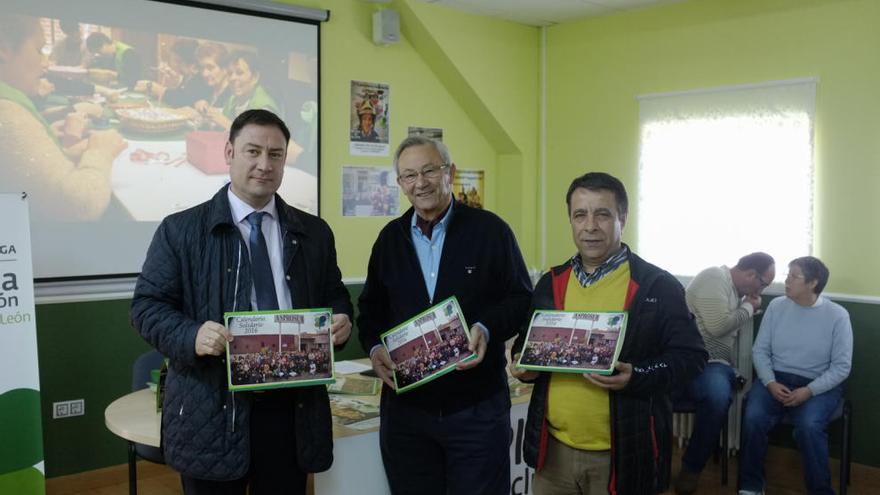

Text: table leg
xmin=128 ymin=441 xmax=138 ymax=495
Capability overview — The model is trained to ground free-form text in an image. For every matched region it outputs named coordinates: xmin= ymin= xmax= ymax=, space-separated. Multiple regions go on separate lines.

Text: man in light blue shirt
xmin=738 ymin=256 xmax=853 ymax=495
xmin=357 ymin=136 xmax=532 ymax=494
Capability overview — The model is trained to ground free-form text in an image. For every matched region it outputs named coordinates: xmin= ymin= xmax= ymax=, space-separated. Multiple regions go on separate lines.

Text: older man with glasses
xmin=358 ymin=136 xmax=533 ymax=495
xmin=674 ymin=253 xmax=776 ymax=494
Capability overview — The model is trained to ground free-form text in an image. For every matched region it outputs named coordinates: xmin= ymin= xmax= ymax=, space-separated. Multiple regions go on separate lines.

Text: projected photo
xmin=1 ymin=0 xmax=320 ymax=279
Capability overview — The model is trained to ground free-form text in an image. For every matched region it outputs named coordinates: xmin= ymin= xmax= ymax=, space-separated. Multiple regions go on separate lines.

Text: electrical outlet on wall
xmin=53 ymin=401 xmax=70 ymax=419
xmin=53 ymin=399 xmax=85 ymax=419
xmin=69 ymin=399 xmax=85 ymax=417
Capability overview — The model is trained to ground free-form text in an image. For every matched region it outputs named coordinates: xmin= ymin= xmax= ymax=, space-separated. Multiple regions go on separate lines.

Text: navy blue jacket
xmin=358 ymin=201 xmax=533 ymax=413
xmin=131 ymin=185 xmax=352 ymax=480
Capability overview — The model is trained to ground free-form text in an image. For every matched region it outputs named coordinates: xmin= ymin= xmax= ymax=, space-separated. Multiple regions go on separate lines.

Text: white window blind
xmin=637 ymin=79 xmax=816 ymax=277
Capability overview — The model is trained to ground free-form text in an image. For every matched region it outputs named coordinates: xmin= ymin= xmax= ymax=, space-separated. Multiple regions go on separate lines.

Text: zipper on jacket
xmin=232 ymin=242 xmax=242 ymax=313
xmin=231 ymin=242 xmax=242 ymax=433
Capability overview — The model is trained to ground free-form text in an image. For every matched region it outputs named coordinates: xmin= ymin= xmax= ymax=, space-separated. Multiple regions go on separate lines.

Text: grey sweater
xmin=686 ymin=266 xmax=756 ymax=366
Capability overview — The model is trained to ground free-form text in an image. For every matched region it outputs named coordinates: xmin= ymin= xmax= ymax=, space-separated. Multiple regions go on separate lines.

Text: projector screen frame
xmin=16 ymin=0 xmax=328 ymax=288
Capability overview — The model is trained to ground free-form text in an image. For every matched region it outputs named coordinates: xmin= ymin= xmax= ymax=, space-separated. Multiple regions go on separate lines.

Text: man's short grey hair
xmin=392 ymin=136 xmax=453 ymax=174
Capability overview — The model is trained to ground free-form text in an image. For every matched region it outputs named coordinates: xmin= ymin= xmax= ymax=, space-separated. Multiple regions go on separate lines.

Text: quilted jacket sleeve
xmin=130 ymin=219 xmax=202 ymax=368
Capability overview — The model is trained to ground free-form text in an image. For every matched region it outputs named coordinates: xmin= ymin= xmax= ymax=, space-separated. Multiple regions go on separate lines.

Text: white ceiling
xmin=419 ymin=0 xmax=684 ymax=26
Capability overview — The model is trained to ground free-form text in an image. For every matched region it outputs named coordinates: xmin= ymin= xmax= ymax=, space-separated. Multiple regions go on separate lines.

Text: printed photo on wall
xmin=224 ymin=309 xmax=334 ymax=391
xmin=350 ymin=80 xmax=390 ymax=156
xmin=453 ymin=169 xmax=485 ymax=209
xmin=342 ymin=166 xmax=400 ymax=217
xmin=381 ymin=297 xmax=475 ymax=393
xmin=517 ymin=310 xmax=628 ymax=375
xmin=407 ymin=126 xmax=443 ymax=141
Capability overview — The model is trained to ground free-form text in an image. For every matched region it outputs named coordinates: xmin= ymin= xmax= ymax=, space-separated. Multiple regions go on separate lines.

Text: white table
xmin=104 ymin=388 xmax=161 ymax=495
xmin=315 ymin=358 xmax=534 ymax=495
xmin=104 ymin=363 xmax=535 ymax=495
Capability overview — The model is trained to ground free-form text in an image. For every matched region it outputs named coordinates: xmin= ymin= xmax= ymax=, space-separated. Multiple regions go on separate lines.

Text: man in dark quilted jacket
xmin=131 ymin=109 xmax=353 ymax=494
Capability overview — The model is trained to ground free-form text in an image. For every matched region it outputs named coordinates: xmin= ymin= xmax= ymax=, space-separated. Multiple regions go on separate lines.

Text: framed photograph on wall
xmin=350 ymin=80 xmax=390 ymax=156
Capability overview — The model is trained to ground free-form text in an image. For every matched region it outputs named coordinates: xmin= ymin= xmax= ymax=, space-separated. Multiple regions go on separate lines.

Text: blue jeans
xmin=681 ymin=362 xmax=735 ymax=472
xmin=738 ymin=371 xmax=843 ymax=495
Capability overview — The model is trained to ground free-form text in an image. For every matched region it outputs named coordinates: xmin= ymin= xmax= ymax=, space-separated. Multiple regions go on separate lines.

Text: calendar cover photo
xmin=517 ymin=310 xmax=627 ymax=375
xmin=225 ymin=309 xmax=334 ymax=391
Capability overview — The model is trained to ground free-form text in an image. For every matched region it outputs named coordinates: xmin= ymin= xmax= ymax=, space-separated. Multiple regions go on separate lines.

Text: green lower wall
xmin=37 ymin=288 xmax=878 ymax=478
xmin=37 ymin=298 xmax=143 ymax=478
xmin=830 ymin=298 xmax=874 ymax=465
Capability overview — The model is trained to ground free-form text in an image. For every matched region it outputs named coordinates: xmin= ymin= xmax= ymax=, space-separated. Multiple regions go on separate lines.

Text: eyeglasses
xmin=397 ymin=163 xmax=449 ymax=185
xmin=756 ymin=272 xmax=771 ymax=288
xmin=785 ymin=272 xmax=805 ymax=281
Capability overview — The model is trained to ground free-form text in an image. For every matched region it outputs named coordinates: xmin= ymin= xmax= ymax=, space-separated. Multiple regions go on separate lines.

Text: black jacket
xmin=130 ymin=185 xmax=352 ymax=480
xmin=513 ymin=250 xmax=706 ymax=494
xmin=358 ymin=201 xmax=532 ymax=413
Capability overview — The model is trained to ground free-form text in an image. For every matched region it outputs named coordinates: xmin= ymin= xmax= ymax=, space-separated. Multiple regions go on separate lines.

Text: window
xmin=637 ymin=79 xmax=816 ymax=277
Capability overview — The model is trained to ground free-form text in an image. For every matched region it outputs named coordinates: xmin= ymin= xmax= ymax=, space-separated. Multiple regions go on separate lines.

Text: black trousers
xmin=379 ymin=389 xmax=512 ymax=495
xmin=181 ymin=390 xmax=307 ymax=495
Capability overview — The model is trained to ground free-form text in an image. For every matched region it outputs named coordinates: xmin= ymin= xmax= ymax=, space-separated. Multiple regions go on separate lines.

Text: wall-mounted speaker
xmin=373 ymin=9 xmax=400 ymax=46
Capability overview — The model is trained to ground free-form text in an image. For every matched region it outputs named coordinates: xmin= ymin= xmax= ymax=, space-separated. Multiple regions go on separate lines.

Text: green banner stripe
xmin=0 ymin=466 xmax=45 ymax=495
xmin=0 ymin=389 xmax=44 ymax=473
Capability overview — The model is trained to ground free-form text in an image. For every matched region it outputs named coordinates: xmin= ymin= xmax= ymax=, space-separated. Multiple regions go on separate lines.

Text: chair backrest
xmin=132 ymin=349 xmax=165 ymax=392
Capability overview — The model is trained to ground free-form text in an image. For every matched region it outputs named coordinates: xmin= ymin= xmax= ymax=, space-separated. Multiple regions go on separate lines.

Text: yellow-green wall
xmin=545 ymin=0 xmax=880 ymax=295
xmin=38 ymin=0 xmax=880 ymax=478
xmin=282 ymin=0 xmax=540 ymax=277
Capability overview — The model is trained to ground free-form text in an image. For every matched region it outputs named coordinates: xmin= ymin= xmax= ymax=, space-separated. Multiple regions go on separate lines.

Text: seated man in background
xmin=674 ymin=252 xmax=775 ymax=494
xmin=738 ymin=256 xmax=853 ymax=495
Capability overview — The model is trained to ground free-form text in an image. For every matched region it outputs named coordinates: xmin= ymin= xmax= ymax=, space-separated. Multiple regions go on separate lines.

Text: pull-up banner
xmin=0 ymin=192 xmax=45 ymax=494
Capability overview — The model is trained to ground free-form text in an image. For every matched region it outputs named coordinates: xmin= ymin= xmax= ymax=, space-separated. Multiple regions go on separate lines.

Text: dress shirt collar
xmin=227 ymin=188 xmax=278 ymax=225
xmin=411 ymin=199 xmax=454 ymax=240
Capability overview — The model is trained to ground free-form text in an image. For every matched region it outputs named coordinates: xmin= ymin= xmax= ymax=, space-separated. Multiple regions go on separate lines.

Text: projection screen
xmin=0 ymin=0 xmax=321 ymax=280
